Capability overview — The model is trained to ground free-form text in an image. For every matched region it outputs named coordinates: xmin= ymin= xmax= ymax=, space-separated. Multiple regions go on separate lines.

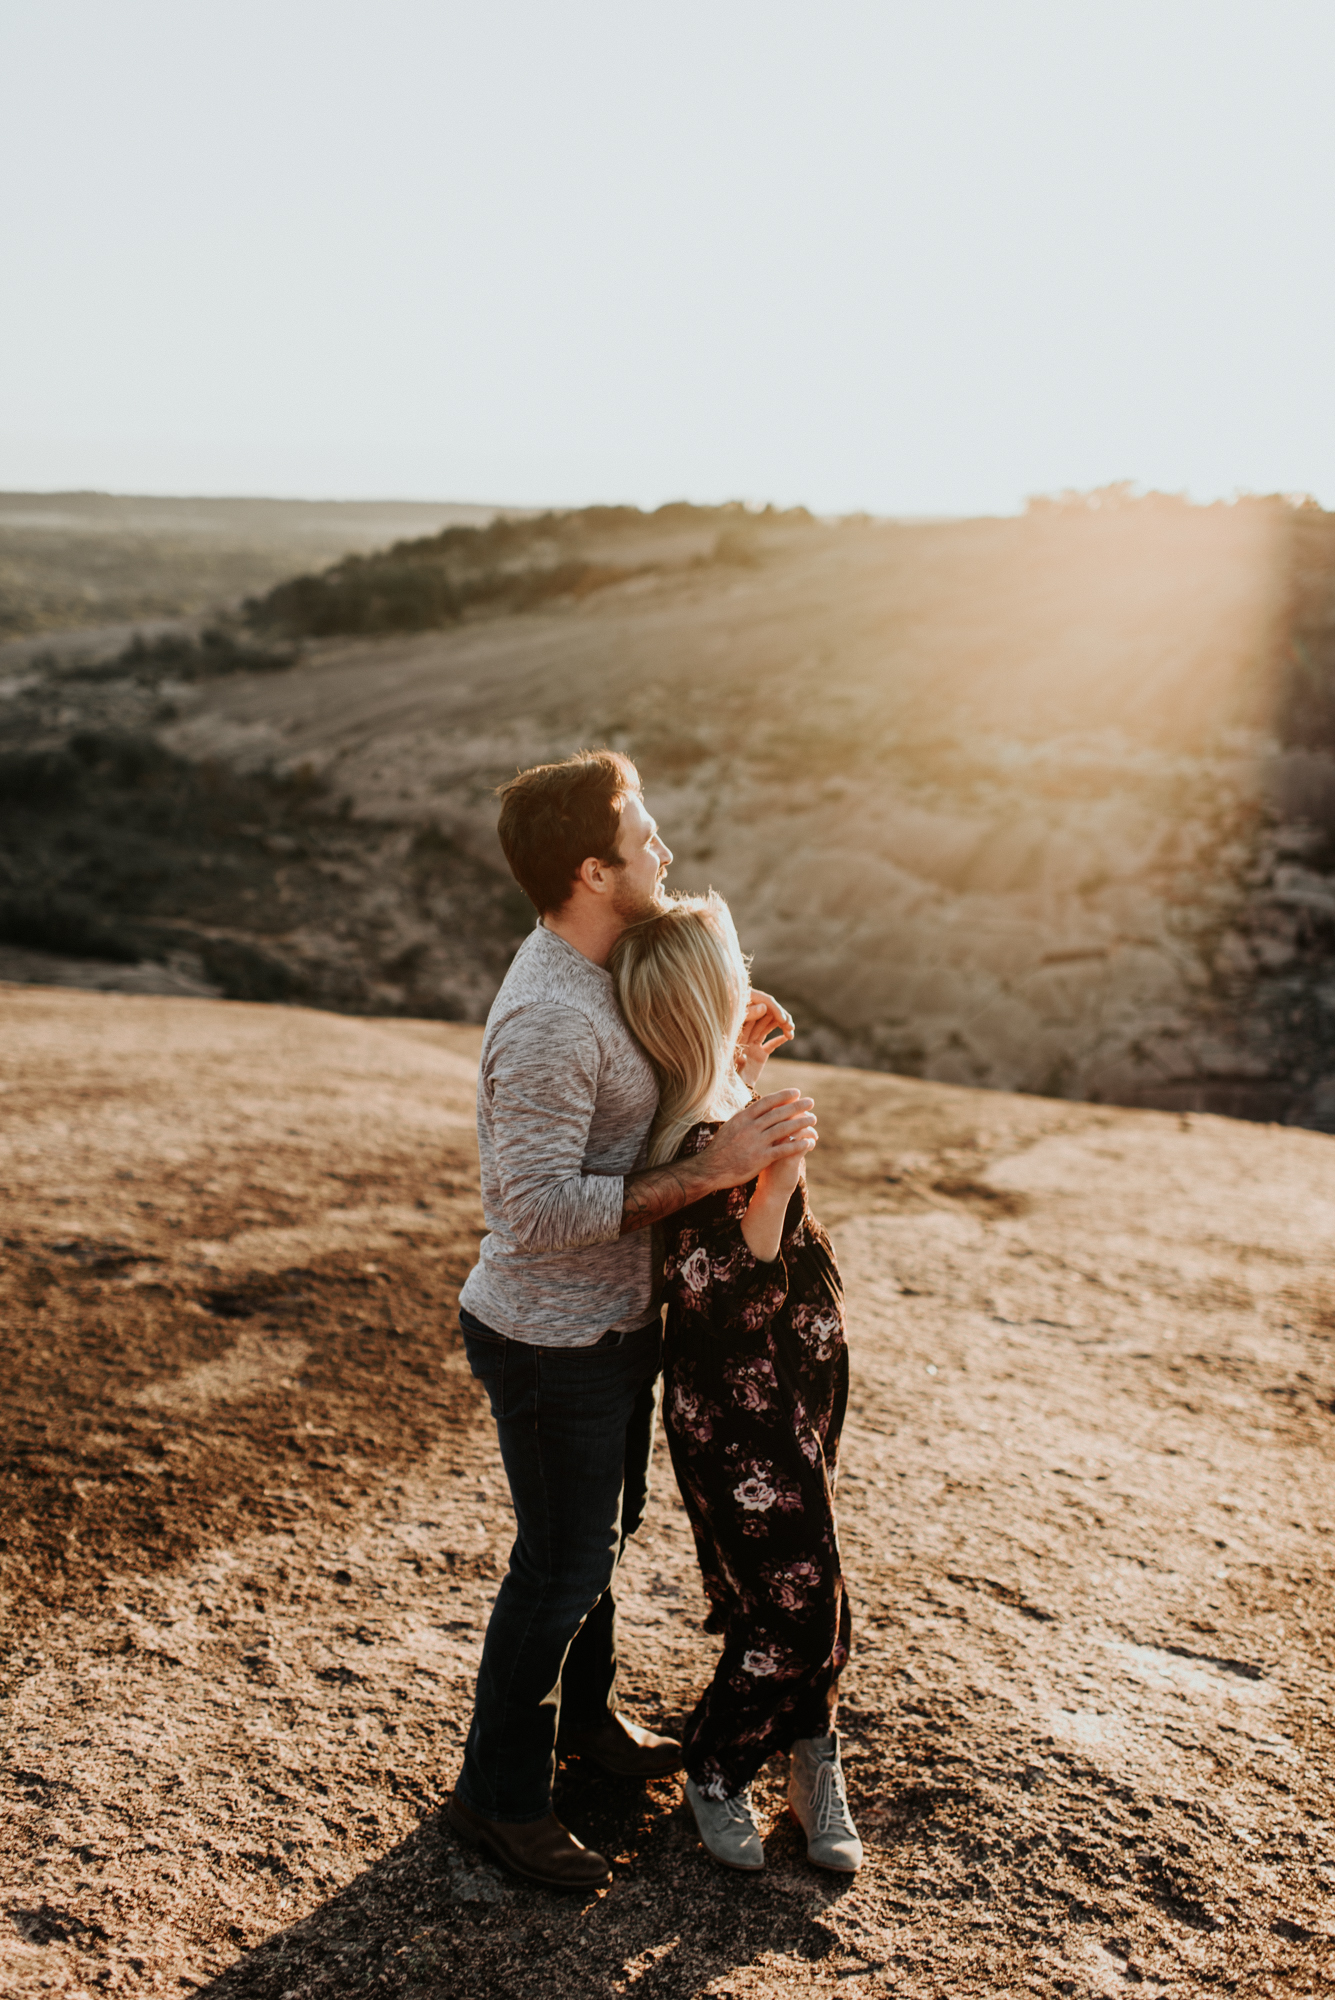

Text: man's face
xmin=612 ymin=792 xmax=673 ymax=923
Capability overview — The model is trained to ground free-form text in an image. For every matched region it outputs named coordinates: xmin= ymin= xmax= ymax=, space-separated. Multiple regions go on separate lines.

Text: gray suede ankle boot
xmin=787 ymin=1732 xmax=863 ymax=1873
xmin=683 ymin=1776 xmax=765 ymax=1871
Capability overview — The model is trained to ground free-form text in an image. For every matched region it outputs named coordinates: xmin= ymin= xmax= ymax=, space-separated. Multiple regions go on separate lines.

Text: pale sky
xmin=3 ymin=0 xmax=1334 ymax=515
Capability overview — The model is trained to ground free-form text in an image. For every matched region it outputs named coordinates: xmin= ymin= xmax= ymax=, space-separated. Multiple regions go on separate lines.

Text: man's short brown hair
xmin=496 ymin=750 xmax=642 ymax=915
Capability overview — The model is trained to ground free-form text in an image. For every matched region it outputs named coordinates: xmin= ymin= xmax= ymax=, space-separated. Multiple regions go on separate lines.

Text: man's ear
xmin=573 ymin=854 xmax=611 ymax=897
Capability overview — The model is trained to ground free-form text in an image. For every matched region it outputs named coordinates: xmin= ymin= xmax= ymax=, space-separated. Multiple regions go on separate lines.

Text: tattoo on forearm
xmin=619 ymin=1163 xmax=700 ymax=1236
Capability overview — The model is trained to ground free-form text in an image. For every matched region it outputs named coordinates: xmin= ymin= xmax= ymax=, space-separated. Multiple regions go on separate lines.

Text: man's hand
xmin=701 ymin=1087 xmax=815 ymax=1186
xmin=619 ymin=1087 xmax=816 ymax=1235
xmin=741 ymin=1133 xmax=807 ymax=1263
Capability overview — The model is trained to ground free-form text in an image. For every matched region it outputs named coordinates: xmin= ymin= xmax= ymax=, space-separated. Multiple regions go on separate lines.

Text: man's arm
xmin=486 ymin=1005 xmax=628 ymax=1252
xmin=618 ymin=1088 xmax=817 ymax=1235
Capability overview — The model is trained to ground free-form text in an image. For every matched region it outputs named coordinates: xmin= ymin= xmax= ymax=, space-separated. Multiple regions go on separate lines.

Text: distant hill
xmin=0 ymin=491 xmax=505 ymax=642
xmin=5 ymin=488 xmax=1335 ymax=1125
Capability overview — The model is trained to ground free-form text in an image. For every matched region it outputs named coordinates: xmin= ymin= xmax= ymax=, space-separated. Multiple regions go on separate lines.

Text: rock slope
xmin=1 ymin=984 xmax=1331 ymax=1998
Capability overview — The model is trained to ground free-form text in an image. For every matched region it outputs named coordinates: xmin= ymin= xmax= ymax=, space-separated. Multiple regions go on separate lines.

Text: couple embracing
xmin=446 ymin=751 xmax=861 ymax=1888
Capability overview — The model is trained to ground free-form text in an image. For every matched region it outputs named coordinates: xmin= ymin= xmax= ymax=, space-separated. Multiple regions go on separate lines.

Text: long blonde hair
xmin=610 ymin=892 xmax=752 ymax=1166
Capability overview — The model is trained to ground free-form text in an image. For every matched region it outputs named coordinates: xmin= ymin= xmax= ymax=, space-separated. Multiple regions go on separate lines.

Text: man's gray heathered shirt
xmin=459 ymin=923 xmax=660 ymax=1346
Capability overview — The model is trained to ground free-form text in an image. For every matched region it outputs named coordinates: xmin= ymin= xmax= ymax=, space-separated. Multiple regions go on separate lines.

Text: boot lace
xmin=698 ymin=1783 xmax=755 ymax=1826
xmin=811 ymin=1755 xmax=852 ymax=1835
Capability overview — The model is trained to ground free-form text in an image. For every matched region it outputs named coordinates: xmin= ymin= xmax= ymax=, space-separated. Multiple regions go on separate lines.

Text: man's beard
xmin=612 ymin=868 xmax=668 ymax=924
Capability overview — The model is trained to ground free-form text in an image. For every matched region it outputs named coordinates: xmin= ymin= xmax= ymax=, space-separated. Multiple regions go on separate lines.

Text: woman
xmin=610 ymin=893 xmax=862 ymax=1875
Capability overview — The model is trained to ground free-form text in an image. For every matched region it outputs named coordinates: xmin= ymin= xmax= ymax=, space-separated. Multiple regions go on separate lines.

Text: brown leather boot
xmin=447 ymin=1792 xmax=612 ymax=1890
xmin=557 ymin=1711 xmax=684 ymax=1779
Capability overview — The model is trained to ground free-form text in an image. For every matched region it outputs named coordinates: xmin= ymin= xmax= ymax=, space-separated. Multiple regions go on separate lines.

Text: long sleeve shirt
xmin=458 ymin=923 xmax=660 ymax=1345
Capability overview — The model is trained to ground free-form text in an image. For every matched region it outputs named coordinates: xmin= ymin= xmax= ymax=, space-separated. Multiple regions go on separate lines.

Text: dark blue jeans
xmin=454 ymin=1307 xmax=663 ymax=1823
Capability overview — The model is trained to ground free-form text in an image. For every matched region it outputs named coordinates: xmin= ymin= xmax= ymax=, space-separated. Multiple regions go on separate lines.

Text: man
xmin=447 ymin=749 xmax=817 ymax=1890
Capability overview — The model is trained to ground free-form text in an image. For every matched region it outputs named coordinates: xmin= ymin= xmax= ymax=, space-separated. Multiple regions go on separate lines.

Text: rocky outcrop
xmin=0 ymin=989 xmax=1330 ymax=1994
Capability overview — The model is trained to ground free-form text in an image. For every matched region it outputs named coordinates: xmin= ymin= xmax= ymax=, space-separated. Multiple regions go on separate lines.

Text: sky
xmin=2 ymin=1 xmax=1334 ymax=516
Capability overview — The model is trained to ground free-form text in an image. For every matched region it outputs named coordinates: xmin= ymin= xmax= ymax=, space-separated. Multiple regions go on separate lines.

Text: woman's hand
xmin=741 ymin=1126 xmax=810 ymax=1262
xmin=755 ymin=1140 xmax=806 ymax=1200
xmin=735 ymin=988 xmax=795 ymax=1090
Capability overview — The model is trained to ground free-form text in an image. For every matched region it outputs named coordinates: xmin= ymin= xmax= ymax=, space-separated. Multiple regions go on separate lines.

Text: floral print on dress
xmin=732 ymin=1470 xmax=778 ymax=1512
xmin=740 ymin=1647 xmax=781 ymax=1678
xmin=722 ymin=1355 xmax=778 ymax=1417
xmin=669 ymin=1380 xmax=714 ymax=1445
xmin=790 ymin=1300 xmax=844 ymax=1363
xmin=680 ymin=1245 xmax=712 ymax=1293
xmin=729 ymin=1459 xmax=804 ymax=1534
xmin=761 ymin=1557 xmax=824 ymax=1613
xmin=660 ymin=1122 xmax=853 ymax=1804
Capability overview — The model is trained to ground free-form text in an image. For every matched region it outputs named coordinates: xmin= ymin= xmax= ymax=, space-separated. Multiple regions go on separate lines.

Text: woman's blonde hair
xmin=610 ymin=891 xmax=752 ymax=1166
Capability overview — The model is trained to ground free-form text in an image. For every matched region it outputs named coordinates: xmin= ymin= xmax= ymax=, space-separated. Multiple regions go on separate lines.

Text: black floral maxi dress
xmin=660 ymin=1121 xmax=852 ymax=1802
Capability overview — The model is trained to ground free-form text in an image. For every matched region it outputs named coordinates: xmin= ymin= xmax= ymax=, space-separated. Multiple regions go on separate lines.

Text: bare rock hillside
xmin=0 ymin=985 xmax=1332 ymax=1998
xmin=6 ymin=495 xmax=1335 ymax=1121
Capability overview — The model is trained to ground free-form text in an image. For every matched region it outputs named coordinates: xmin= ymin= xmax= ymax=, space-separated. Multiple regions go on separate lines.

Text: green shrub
xmin=244 ymin=500 xmax=819 ymax=640
xmin=65 ymin=627 xmax=298 ymax=682
xmin=251 ymin=559 xmax=461 ymax=638
xmin=0 ymin=746 xmax=83 ymax=806
xmin=131 ymin=627 xmax=296 ymax=677
xmin=68 ymin=729 xmax=176 ymax=787
xmin=197 ymin=937 xmax=302 ymax=1002
xmin=0 ymin=891 xmax=139 ymax=962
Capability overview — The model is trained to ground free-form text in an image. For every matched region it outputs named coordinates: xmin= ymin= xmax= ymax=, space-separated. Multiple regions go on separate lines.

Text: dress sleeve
xmin=662 ymin=1210 xmax=790 ymax=1336
xmin=660 ymin=1129 xmax=789 ymax=1336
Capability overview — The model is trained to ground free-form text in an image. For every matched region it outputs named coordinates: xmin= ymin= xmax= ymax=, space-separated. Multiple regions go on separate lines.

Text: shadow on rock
xmin=199 ymin=1765 xmax=855 ymax=2000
